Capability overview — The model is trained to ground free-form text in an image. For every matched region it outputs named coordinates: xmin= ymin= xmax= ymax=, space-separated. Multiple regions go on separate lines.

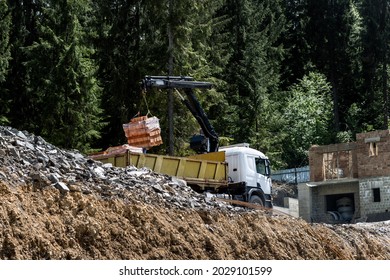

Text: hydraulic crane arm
xmin=142 ymin=76 xmax=219 ymax=153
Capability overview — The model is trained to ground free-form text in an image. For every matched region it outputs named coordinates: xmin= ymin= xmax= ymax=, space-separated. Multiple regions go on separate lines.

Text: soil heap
xmin=0 ymin=126 xmax=389 ymax=260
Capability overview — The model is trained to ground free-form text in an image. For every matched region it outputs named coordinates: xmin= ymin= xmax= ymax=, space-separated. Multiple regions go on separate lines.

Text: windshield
xmin=255 ymin=158 xmax=271 ymax=177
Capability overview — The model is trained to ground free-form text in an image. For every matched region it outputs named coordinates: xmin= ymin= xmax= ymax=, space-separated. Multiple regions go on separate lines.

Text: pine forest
xmin=1 ymin=0 xmax=389 ymax=169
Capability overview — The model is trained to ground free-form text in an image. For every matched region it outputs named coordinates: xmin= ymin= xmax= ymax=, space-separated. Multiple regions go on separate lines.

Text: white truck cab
xmin=219 ymin=143 xmax=273 ymax=208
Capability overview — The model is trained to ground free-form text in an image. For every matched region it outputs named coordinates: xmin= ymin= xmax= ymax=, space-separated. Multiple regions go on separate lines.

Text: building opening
xmin=326 ymin=193 xmax=355 ymax=223
xmin=373 ymin=188 xmax=381 ymax=202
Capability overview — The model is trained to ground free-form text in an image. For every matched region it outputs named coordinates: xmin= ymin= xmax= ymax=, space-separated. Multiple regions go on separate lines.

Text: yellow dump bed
xmin=90 ymin=150 xmax=228 ymax=190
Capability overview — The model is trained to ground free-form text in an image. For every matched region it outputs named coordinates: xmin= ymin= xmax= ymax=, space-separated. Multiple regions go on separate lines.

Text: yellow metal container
xmin=91 ymin=151 xmax=228 ymax=190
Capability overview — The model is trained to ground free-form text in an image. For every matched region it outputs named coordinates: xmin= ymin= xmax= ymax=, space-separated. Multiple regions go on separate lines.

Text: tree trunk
xmin=167 ymin=0 xmax=174 ymax=155
xmin=381 ymin=0 xmax=388 ymax=129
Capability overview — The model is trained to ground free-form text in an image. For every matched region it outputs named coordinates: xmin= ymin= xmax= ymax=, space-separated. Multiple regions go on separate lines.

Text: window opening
xmin=373 ymin=188 xmax=381 ymax=202
xmin=369 ymin=142 xmax=378 ymax=156
xmin=326 ymin=193 xmax=355 ymax=223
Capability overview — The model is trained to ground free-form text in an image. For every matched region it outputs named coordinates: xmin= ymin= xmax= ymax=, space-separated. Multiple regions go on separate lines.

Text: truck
xmin=92 ymin=76 xmax=273 ymax=208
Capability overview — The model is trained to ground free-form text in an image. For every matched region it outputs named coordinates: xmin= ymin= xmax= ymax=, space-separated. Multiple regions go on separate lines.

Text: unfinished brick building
xmin=299 ymin=130 xmax=390 ymax=223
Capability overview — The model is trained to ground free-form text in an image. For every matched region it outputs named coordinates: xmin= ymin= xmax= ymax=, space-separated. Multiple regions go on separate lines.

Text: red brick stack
xmin=122 ymin=116 xmax=163 ymax=149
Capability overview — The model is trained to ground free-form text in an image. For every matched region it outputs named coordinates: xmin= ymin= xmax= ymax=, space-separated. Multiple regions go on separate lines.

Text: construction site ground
xmin=0 ymin=126 xmax=390 ymax=260
xmin=2 ymin=180 xmax=390 ymax=260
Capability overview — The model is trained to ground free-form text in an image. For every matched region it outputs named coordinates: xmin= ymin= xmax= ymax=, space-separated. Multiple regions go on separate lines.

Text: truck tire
xmin=249 ymin=195 xmax=264 ymax=207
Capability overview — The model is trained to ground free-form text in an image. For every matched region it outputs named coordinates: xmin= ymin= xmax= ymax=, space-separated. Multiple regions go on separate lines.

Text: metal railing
xmin=271 ymin=166 xmax=310 ymax=184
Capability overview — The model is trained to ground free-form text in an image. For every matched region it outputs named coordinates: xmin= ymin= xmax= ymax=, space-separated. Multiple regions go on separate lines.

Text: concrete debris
xmin=54 ymin=182 xmax=70 ymax=193
xmin=0 ymin=126 xmax=247 ymax=212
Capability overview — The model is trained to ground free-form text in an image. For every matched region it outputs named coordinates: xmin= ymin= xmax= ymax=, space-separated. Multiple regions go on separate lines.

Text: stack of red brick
xmin=122 ymin=116 xmax=163 ymax=149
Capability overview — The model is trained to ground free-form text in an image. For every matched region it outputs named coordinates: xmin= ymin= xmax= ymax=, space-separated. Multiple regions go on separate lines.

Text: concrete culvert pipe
xmin=327 ymin=211 xmax=341 ymax=222
xmin=337 ymin=197 xmax=354 ymax=221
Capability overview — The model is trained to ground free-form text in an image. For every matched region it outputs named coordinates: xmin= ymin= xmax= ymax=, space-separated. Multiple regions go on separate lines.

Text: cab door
xmin=255 ymin=157 xmax=272 ymax=193
xmin=245 ymin=155 xmax=258 ymax=187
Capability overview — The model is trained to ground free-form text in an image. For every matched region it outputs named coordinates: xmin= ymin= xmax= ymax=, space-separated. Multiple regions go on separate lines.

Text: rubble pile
xmin=0 ymin=126 xmax=242 ymax=212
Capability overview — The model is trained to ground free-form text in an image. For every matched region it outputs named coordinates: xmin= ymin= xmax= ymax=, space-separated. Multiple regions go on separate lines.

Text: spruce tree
xmin=5 ymin=0 xmax=40 ymax=131
xmin=220 ymin=0 xmax=285 ymax=157
xmin=0 ymin=0 xmax=10 ymax=83
xmin=0 ymin=0 xmax=11 ymax=124
xmin=22 ymin=0 xmax=103 ymax=152
xmin=93 ymin=0 xmax=147 ymax=149
xmin=360 ymin=0 xmax=390 ymax=130
xmin=280 ymin=0 xmax=310 ymax=88
xmin=94 ymin=0 xmax=224 ymax=155
xmin=303 ymin=0 xmax=368 ymax=137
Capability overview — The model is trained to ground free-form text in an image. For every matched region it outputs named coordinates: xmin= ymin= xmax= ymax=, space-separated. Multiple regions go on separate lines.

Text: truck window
xmin=255 ymin=158 xmax=269 ymax=176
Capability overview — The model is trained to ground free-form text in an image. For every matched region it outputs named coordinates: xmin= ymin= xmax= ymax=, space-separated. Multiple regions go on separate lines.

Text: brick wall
xmin=309 ymin=143 xmax=357 ymax=182
xmin=308 ymin=130 xmax=390 ymax=181
xmin=356 ymin=130 xmax=390 ymax=178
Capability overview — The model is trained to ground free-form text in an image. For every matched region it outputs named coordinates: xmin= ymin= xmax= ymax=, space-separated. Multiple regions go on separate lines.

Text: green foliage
xmin=282 ymin=72 xmax=333 ymax=167
xmin=1 ymin=0 xmax=390 ymax=169
xmin=280 ymin=0 xmax=310 ymax=87
xmin=6 ymin=0 xmax=103 ymax=152
xmin=93 ymin=0 xmax=225 ymax=152
xmin=93 ymin=0 xmax=145 ymax=149
xmin=221 ymin=0 xmax=286 ymax=149
xmin=344 ymin=102 xmax=362 ymax=136
xmin=0 ymin=0 xmax=11 ymax=125
xmin=5 ymin=0 xmax=40 ymax=131
xmin=360 ymin=0 xmax=390 ymax=130
xmin=165 ymin=0 xmax=226 ymax=154
xmin=0 ymin=0 xmax=10 ymax=83
xmin=304 ymin=0 xmax=362 ymax=132
xmin=336 ymin=131 xmax=354 ymax=143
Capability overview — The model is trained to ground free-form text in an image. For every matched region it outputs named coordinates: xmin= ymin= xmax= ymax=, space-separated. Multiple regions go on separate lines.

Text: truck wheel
xmin=249 ymin=195 xmax=264 ymax=206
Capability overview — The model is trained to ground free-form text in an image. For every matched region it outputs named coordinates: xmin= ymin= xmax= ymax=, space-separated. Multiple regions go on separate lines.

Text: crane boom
xmin=142 ymin=76 xmax=219 ymax=153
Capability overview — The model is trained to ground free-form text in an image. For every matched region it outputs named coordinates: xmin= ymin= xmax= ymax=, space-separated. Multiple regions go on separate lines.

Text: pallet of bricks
xmin=122 ymin=116 xmax=163 ymax=149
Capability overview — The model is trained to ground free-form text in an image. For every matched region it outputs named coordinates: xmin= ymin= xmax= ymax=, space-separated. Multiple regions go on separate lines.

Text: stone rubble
xmin=0 ymin=126 xmax=247 ymax=212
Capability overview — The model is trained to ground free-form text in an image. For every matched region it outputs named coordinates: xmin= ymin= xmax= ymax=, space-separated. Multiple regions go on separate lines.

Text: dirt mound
xmin=1 ymin=181 xmax=390 ymax=260
xmin=1 ymin=126 xmax=390 ymax=260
